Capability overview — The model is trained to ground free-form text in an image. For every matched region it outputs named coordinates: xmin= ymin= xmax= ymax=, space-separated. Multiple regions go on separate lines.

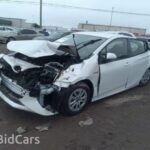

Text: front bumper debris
xmin=0 ymin=73 xmax=58 ymax=116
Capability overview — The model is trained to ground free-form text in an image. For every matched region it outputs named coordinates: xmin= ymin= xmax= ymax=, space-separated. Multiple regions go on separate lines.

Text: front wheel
xmin=60 ymin=83 xmax=91 ymax=116
xmin=139 ymin=69 xmax=150 ymax=86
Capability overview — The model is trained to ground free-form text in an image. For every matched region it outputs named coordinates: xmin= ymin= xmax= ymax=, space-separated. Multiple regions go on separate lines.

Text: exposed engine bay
xmin=0 ymin=40 xmax=82 ymax=115
xmin=1 ymin=53 xmax=74 ymax=91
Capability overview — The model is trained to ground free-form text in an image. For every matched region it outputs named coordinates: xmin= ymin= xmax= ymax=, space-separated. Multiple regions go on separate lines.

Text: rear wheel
xmin=139 ymin=69 xmax=150 ymax=86
xmin=60 ymin=83 xmax=91 ymax=116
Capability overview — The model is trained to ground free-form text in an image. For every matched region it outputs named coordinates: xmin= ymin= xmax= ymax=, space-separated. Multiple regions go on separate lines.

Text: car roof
xmin=74 ymin=31 xmax=134 ymax=39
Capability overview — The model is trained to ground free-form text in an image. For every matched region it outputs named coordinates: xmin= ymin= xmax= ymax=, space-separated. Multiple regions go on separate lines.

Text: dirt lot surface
xmin=0 ymin=44 xmax=150 ymax=150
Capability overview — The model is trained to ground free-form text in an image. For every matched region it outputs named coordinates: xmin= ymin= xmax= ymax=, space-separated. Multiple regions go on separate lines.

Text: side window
xmin=20 ymin=29 xmax=36 ymax=34
xmin=106 ymin=39 xmax=128 ymax=59
xmin=129 ymin=40 xmax=146 ymax=56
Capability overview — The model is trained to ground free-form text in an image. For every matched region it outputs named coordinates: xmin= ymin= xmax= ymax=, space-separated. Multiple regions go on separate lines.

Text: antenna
xmin=72 ymin=34 xmax=78 ymax=51
xmin=72 ymin=34 xmax=80 ymax=61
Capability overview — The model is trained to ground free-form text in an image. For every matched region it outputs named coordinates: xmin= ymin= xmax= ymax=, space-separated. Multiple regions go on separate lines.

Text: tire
xmin=60 ymin=82 xmax=91 ymax=116
xmin=7 ymin=37 xmax=16 ymax=43
xmin=139 ymin=69 xmax=150 ymax=86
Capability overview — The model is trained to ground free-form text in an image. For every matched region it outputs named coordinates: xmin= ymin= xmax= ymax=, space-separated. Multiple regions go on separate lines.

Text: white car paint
xmin=7 ymin=40 xmax=61 ymax=58
xmin=3 ymin=55 xmax=40 ymax=72
xmin=0 ymin=32 xmax=149 ymax=116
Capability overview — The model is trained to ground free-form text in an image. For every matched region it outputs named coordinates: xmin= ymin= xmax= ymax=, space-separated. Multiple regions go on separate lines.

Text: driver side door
xmin=98 ymin=38 xmax=130 ymax=98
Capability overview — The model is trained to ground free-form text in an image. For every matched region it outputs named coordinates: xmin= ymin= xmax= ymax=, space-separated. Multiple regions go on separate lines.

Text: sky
xmin=0 ymin=0 xmax=150 ymax=32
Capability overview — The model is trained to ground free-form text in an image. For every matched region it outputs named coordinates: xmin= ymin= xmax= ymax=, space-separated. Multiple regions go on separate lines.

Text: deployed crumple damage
xmin=2 ymin=55 xmax=40 ymax=72
xmin=54 ymin=55 xmax=99 ymax=95
xmin=0 ymin=40 xmax=99 ymax=116
xmin=7 ymin=40 xmax=62 ymax=58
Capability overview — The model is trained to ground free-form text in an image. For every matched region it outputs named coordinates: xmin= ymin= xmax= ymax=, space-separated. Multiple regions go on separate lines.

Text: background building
xmin=0 ymin=17 xmax=34 ymax=28
xmin=0 ymin=17 xmax=68 ymax=32
xmin=78 ymin=23 xmax=146 ymax=36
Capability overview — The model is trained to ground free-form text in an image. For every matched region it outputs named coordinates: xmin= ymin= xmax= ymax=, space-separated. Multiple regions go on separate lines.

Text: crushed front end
xmin=0 ymin=58 xmax=59 ymax=116
xmin=0 ymin=51 xmax=75 ymax=116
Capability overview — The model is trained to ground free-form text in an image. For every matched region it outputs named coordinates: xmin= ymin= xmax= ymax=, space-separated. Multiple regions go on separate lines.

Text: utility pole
xmin=109 ymin=7 xmax=114 ymax=28
xmin=40 ymin=0 xmax=42 ymax=28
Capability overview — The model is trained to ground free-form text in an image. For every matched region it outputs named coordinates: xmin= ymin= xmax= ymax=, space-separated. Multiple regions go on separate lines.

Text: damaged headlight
xmin=13 ymin=65 xmax=21 ymax=73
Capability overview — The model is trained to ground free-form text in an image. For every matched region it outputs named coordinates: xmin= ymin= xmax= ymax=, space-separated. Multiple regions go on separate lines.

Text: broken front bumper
xmin=0 ymin=74 xmax=57 ymax=116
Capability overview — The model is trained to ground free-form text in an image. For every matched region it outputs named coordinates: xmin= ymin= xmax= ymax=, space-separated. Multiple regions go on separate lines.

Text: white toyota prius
xmin=0 ymin=32 xmax=149 ymax=116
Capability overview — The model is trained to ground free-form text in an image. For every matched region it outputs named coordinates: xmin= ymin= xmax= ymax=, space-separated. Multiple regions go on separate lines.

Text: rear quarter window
xmin=129 ymin=40 xmax=146 ymax=56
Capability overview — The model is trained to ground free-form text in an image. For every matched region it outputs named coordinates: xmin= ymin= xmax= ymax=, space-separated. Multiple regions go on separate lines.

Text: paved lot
xmin=0 ymin=44 xmax=150 ymax=150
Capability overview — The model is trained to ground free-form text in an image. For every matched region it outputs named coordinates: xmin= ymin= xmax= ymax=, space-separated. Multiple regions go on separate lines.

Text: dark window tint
xmin=129 ymin=39 xmax=146 ymax=56
xmin=20 ymin=29 xmax=37 ymax=34
xmin=106 ymin=39 xmax=128 ymax=59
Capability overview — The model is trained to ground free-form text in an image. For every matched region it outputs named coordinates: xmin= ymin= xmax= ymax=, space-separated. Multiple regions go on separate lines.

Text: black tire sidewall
xmin=60 ymin=83 xmax=91 ymax=116
xmin=139 ymin=69 xmax=150 ymax=86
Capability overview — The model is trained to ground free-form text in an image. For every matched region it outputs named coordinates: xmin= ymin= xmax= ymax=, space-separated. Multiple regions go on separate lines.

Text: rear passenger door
xmin=126 ymin=39 xmax=149 ymax=88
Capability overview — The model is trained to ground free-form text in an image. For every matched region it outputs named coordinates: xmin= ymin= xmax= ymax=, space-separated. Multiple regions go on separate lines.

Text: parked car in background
xmin=39 ymin=29 xmax=50 ymax=36
xmin=0 ymin=26 xmax=18 ymax=43
xmin=137 ymin=36 xmax=150 ymax=48
xmin=107 ymin=31 xmax=136 ymax=38
xmin=0 ymin=28 xmax=42 ymax=43
xmin=33 ymin=31 xmax=73 ymax=42
xmin=16 ymin=29 xmax=40 ymax=40
xmin=0 ymin=32 xmax=149 ymax=116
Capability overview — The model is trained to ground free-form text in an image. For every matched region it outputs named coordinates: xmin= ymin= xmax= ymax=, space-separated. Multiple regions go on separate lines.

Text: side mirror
xmin=107 ymin=53 xmax=117 ymax=61
xmin=98 ymin=52 xmax=117 ymax=64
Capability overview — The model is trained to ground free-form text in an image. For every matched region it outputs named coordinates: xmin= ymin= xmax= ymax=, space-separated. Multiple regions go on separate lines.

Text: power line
xmin=1 ymin=0 xmax=150 ymax=17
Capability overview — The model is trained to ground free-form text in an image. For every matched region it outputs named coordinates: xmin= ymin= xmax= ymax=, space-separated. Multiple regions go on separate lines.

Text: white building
xmin=0 ymin=17 xmax=33 ymax=28
xmin=78 ymin=23 xmax=146 ymax=36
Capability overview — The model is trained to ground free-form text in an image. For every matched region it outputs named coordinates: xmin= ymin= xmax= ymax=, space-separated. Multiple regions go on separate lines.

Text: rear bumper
xmin=0 ymin=75 xmax=57 ymax=116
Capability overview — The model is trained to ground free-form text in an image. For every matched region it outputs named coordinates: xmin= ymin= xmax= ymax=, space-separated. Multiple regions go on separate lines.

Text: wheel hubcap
xmin=68 ymin=88 xmax=88 ymax=112
xmin=141 ymin=69 xmax=150 ymax=84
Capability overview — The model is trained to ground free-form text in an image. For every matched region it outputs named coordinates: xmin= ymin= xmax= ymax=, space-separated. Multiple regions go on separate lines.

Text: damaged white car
xmin=0 ymin=32 xmax=150 ymax=116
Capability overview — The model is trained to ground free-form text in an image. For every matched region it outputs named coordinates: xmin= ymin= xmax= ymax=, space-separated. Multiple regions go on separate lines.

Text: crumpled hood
xmin=7 ymin=40 xmax=62 ymax=58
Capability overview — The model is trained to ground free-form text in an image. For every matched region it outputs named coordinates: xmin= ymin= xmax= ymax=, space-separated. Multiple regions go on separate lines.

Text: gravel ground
xmin=0 ymin=44 xmax=150 ymax=150
xmin=0 ymin=44 xmax=8 ymax=54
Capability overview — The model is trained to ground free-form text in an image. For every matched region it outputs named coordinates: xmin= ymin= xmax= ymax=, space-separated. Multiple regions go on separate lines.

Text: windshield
xmin=56 ymin=34 xmax=106 ymax=59
xmin=49 ymin=31 xmax=70 ymax=41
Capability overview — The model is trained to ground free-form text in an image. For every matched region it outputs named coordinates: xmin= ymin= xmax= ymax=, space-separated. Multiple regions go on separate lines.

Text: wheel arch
xmin=76 ymin=79 xmax=94 ymax=101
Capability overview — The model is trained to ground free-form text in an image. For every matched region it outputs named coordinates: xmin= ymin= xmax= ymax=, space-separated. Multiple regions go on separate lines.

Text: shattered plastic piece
xmin=79 ymin=117 xmax=94 ymax=127
xmin=16 ymin=127 xmax=27 ymax=134
xmin=35 ymin=122 xmax=51 ymax=132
